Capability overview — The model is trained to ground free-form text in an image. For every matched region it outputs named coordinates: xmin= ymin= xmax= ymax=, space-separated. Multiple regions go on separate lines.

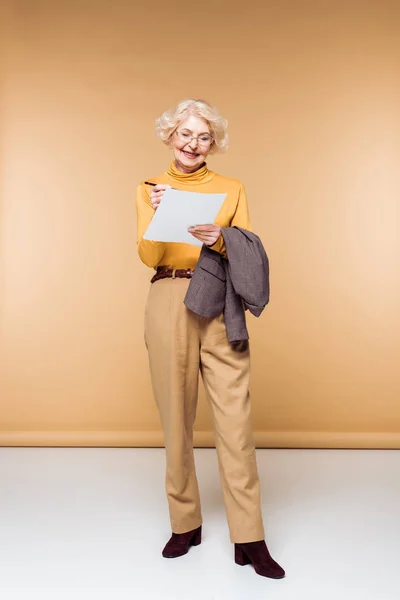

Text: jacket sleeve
xmin=209 ymin=184 xmax=252 ymax=256
xmin=136 ymin=184 xmax=165 ymax=268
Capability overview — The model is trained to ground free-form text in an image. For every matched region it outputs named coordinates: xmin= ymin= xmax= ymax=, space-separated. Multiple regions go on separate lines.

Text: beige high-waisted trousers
xmin=144 ymin=276 xmax=265 ymax=543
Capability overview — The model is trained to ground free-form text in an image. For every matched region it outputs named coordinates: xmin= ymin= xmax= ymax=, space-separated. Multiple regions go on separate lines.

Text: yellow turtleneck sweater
xmin=136 ymin=161 xmax=252 ymax=270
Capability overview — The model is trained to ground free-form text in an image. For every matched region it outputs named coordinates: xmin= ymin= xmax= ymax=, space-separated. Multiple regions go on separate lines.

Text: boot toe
xmin=162 ymin=526 xmax=202 ymax=559
xmin=162 ymin=547 xmax=188 ymax=559
xmin=235 ymin=540 xmax=286 ymax=579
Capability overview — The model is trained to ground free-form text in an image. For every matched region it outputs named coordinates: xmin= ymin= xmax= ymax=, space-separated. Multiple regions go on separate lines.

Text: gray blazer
xmin=184 ymin=227 xmax=270 ymax=344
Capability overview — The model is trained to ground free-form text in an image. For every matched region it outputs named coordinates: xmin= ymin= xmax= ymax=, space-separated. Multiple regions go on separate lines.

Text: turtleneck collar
xmin=166 ymin=161 xmax=215 ymax=185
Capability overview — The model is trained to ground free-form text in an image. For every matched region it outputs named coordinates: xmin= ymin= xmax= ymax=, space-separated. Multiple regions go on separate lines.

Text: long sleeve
xmin=136 ymin=184 xmax=165 ymax=268
xmin=210 ymin=184 xmax=252 ymax=256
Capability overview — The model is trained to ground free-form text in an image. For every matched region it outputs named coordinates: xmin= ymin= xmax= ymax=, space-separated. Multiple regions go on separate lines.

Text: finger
xmin=150 ymin=191 xmax=165 ymax=206
xmin=191 ymin=231 xmax=215 ymax=239
xmin=151 ymin=190 xmax=166 ymax=200
xmin=189 ymin=231 xmax=219 ymax=243
xmin=153 ymin=184 xmax=171 ymax=192
xmin=191 ymin=234 xmax=218 ymax=245
xmin=188 ymin=228 xmax=220 ymax=237
xmin=190 ymin=224 xmax=219 ymax=232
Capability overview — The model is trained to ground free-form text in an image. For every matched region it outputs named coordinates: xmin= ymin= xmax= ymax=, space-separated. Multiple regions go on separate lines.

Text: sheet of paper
xmin=142 ymin=188 xmax=226 ymax=247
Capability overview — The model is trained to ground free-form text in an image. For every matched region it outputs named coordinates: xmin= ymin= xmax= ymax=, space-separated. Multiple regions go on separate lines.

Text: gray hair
xmin=155 ymin=99 xmax=229 ymax=153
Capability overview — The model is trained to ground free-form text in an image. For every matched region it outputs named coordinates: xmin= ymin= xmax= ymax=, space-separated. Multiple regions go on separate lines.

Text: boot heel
xmin=235 ymin=545 xmax=251 ymax=566
xmin=191 ymin=526 xmax=202 ymax=547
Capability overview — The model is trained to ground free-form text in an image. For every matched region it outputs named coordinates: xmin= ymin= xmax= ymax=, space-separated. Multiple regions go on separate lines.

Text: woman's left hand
xmin=188 ymin=224 xmax=221 ymax=247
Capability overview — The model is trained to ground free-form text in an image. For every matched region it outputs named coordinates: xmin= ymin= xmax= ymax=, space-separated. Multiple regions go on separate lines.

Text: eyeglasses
xmin=175 ymin=129 xmax=213 ymax=147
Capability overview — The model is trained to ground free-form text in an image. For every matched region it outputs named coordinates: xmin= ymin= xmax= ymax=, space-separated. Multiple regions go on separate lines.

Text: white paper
xmin=142 ymin=188 xmax=226 ymax=247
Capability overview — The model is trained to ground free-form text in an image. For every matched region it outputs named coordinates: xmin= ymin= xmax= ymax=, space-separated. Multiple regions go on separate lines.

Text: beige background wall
xmin=0 ymin=0 xmax=399 ymax=448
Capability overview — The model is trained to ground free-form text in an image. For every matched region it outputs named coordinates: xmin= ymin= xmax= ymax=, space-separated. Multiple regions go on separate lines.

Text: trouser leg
xmin=199 ymin=312 xmax=265 ymax=543
xmin=144 ymin=278 xmax=202 ymax=533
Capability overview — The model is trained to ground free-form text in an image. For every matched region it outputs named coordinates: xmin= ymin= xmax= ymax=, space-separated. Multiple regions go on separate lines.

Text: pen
xmin=144 ymin=181 xmax=177 ymax=190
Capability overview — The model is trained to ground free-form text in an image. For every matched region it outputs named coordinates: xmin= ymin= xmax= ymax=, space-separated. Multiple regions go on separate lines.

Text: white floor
xmin=0 ymin=448 xmax=399 ymax=600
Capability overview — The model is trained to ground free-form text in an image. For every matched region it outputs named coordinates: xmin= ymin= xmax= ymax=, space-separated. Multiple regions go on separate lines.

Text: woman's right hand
xmin=150 ymin=184 xmax=170 ymax=210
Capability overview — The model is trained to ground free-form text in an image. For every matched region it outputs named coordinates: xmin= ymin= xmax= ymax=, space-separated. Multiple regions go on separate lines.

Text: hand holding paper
xmin=143 ymin=188 xmax=226 ymax=247
xmin=188 ymin=224 xmax=221 ymax=246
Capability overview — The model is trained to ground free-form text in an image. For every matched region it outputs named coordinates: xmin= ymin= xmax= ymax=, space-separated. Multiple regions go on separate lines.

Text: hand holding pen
xmin=145 ymin=182 xmax=171 ymax=210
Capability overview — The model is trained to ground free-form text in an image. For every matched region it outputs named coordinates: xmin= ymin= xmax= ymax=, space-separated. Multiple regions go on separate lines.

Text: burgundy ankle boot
xmin=162 ymin=525 xmax=202 ymax=558
xmin=234 ymin=540 xmax=285 ymax=579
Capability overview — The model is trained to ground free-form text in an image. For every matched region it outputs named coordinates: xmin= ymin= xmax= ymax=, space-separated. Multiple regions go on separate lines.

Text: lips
xmin=182 ymin=150 xmax=199 ymax=159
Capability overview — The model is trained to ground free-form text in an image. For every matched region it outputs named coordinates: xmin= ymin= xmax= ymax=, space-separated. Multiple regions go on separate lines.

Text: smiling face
xmin=170 ymin=114 xmax=212 ymax=174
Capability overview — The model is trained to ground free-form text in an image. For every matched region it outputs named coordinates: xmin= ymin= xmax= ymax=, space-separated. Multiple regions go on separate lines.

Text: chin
xmin=182 ymin=155 xmax=201 ymax=164
xmin=179 ymin=158 xmax=202 ymax=171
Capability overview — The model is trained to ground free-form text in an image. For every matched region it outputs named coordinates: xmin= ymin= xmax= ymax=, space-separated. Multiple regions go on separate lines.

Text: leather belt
xmin=151 ymin=266 xmax=194 ymax=284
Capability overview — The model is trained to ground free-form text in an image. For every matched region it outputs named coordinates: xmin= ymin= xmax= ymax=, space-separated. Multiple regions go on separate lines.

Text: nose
xmin=188 ymin=137 xmax=198 ymax=149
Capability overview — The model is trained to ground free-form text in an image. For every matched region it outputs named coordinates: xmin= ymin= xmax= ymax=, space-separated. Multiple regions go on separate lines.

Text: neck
xmin=174 ymin=159 xmax=206 ymax=174
xmin=167 ymin=160 xmax=213 ymax=185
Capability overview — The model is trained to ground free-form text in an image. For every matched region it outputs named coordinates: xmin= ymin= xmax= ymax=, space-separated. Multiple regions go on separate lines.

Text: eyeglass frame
xmin=174 ymin=128 xmax=214 ymax=147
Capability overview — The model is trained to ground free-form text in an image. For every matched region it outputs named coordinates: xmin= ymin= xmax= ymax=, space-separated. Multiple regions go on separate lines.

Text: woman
xmin=136 ymin=99 xmax=285 ymax=579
